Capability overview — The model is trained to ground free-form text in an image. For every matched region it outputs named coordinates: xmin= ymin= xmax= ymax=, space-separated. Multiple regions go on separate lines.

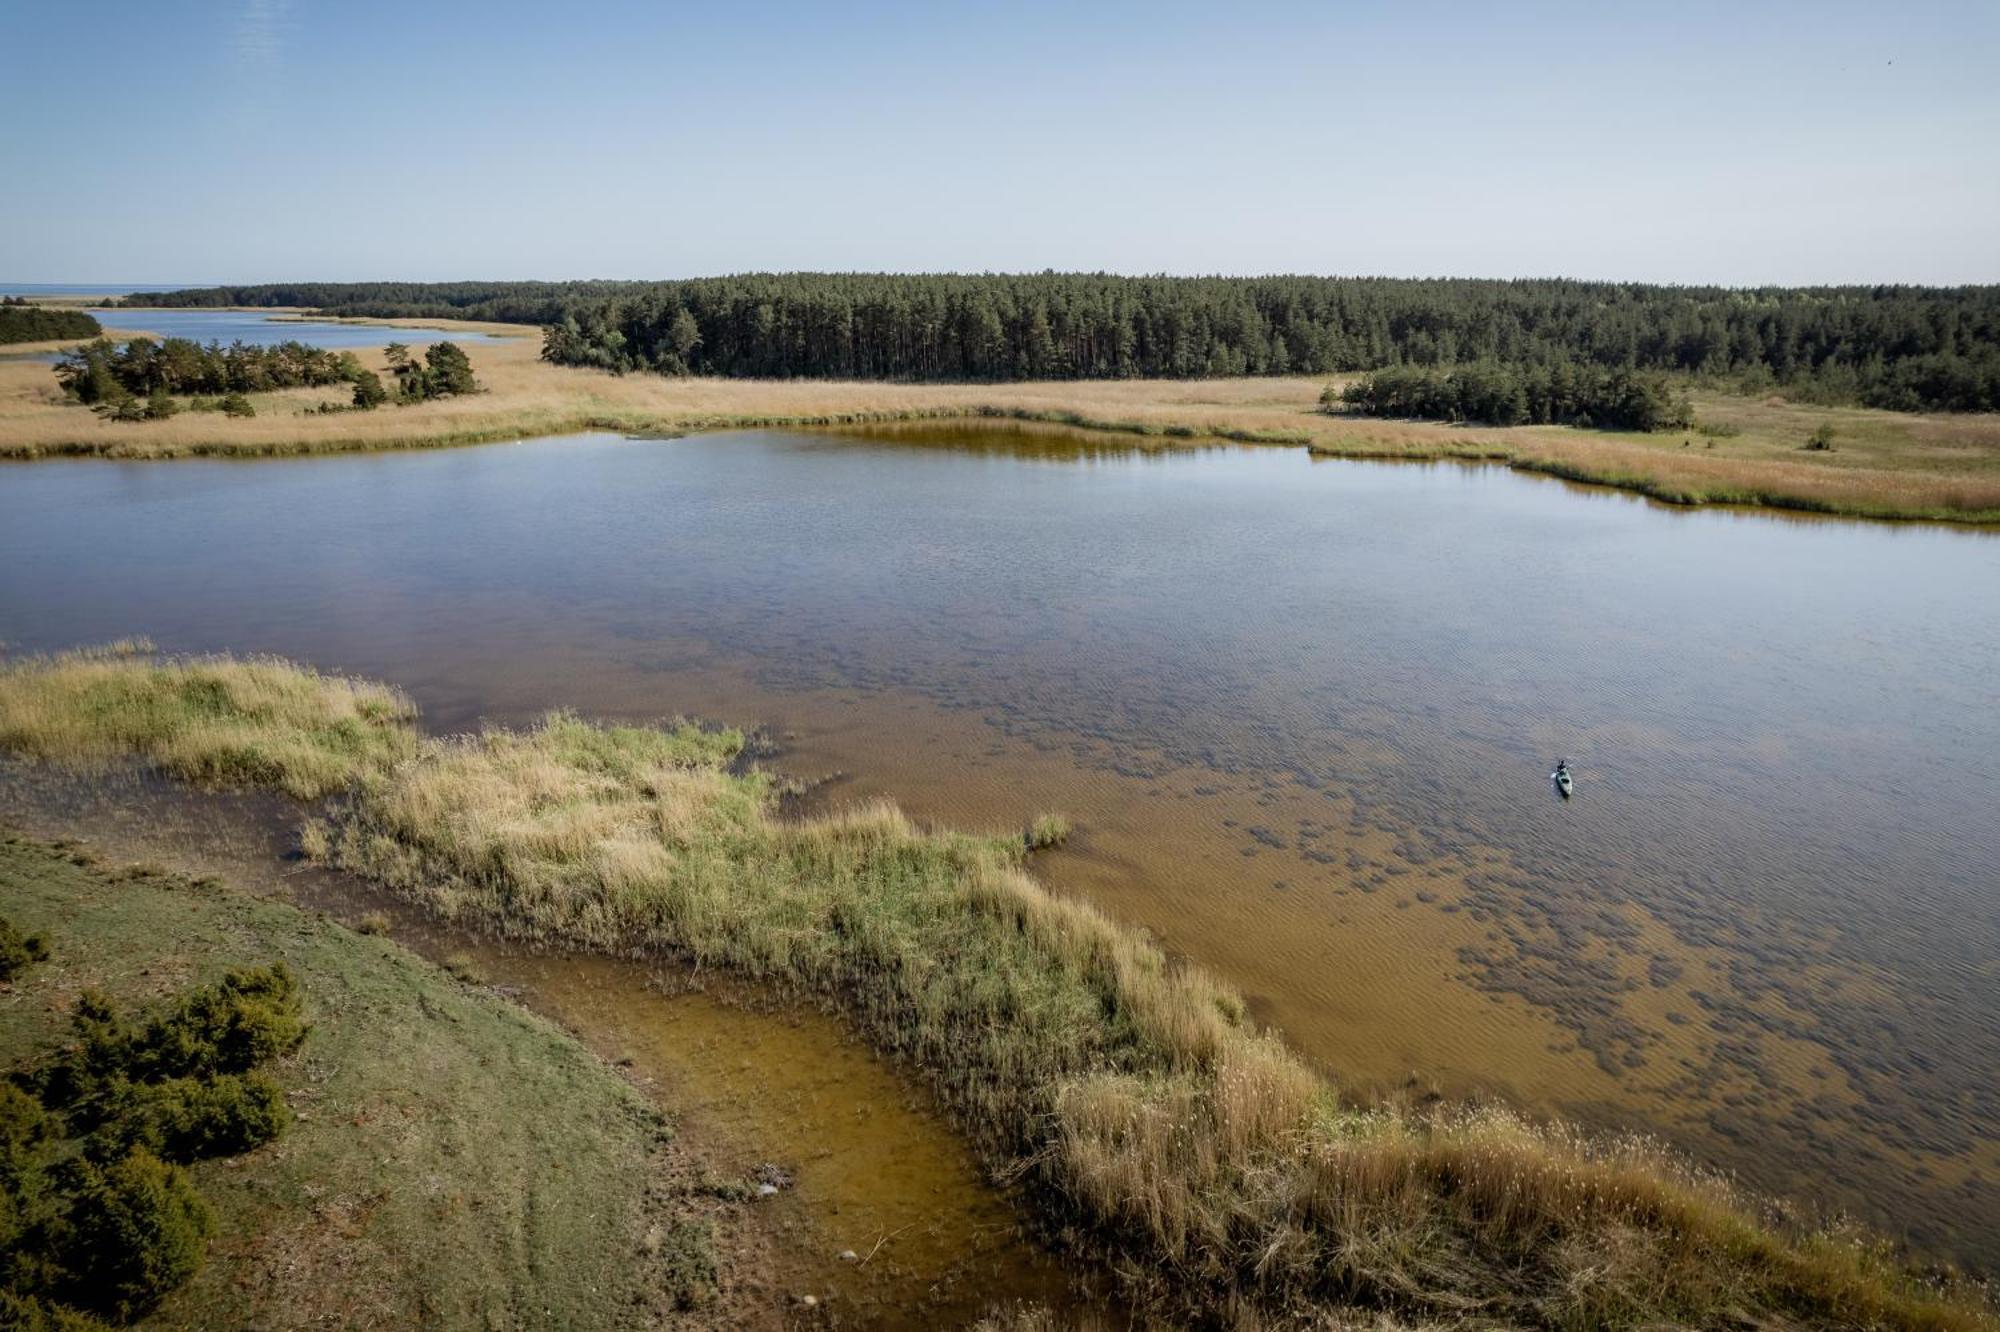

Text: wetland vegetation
xmin=0 ymin=645 xmax=1990 ymax=1330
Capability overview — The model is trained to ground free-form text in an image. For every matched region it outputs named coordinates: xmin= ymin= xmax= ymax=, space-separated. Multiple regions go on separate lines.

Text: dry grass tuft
xmin=0 ymin=645 xmax=416 ymax=798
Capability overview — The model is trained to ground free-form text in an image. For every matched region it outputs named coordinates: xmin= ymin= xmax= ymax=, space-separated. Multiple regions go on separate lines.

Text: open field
xmin=0 ymin=832 xmax=723 ymax=1328
xmin=1 ymin=320 xmax=1996 ymax=522
xmin=0 ymin=645 xmax=1989 ymax=1331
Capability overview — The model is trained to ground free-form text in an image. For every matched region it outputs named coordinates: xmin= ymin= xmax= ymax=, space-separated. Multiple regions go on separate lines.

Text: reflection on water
xmin=1 ymin=426 xmax=1996 ymax=1266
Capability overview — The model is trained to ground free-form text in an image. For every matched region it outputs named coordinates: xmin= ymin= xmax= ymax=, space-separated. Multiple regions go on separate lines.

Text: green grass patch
xmin=0 ymin=834 xmax=680 ymax=1329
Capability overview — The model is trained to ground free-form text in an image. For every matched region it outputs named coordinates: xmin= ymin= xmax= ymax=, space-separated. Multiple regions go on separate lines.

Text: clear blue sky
xmin=3 ymin=0 xmax=1995 ymax=285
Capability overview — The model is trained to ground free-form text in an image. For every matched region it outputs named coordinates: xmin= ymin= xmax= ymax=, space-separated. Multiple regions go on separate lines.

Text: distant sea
xmin=0 ymin=284 xmax=198 ymax=298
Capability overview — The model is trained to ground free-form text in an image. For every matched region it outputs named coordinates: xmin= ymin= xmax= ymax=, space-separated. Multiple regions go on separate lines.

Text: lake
xmin=89 ymin=306 xmax=511 ymax=349
xmin=1 ymin=424 xmax=1995 ymax=1265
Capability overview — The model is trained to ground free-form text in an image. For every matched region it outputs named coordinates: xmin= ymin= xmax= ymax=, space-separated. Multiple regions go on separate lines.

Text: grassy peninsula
xmin=1 ymin=326 xmax=1996 ymax=523
xmin=0 ymin=833 xmax=711 ymax=1328
xmin=0 ymin=646 xmax=1988 ymax=1330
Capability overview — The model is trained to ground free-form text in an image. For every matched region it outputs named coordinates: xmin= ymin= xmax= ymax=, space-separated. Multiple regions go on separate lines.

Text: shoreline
xmin=7 ymin=401 xmax=1999 ymax=527
xmin=0 ymin=775 xmax=1077 ymax=1328
xmin=0 ymin=646 xmax=1989 ymax=1330
xmin=0 ymin=323 xmax=1993 ymax=523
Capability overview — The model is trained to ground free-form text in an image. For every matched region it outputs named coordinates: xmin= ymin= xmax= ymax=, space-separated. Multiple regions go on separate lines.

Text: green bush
xmin=0 ymin=919 xmax=49 ymax=981
xmin=55 ymin=1150 xmax=212 ymax=1321
xmin=0 ymin=1290 xmax=114 ymax=1331
xmin=33 ymin=965 xmax=305 ymax=1142
xmin=85 ymin=1073 xmax=291 ymax=1164
xmin=218 ymin=394 xmax=255 ymax=419
xmin=4 ymin=959 xmax=304 ymax=1325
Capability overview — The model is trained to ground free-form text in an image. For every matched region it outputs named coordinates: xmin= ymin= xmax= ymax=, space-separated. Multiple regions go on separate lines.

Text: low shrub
xmin=54 ymin=1149 xmax=213 ymax=1322
xmin=2 ymin=959 xmax=304 ymax=1326
xmin=0 ymin=1290 xmax=114 ymax=1331
xmin=33 ymin=964 xmax=305 ymax=1113
xmin=84 ymin=1073 xmax=291 ymax=1163
xmin=0 ymin=917 xmax=50 ymax=981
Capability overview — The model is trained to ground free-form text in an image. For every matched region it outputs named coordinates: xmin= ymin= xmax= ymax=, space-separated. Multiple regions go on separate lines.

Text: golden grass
xmin=0 ymin=648 xmax=1988 ymax=1329
xmin=0 ymin=643 xmax=416 ymax=798
xmin=2 ymin=325 xmax=1996 ymax=522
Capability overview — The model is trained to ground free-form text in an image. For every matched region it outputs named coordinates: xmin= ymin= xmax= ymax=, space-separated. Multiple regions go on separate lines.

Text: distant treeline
xmin=126 ymin=275 xmax=2000 ymax=411
xmin=1336 ymin=363 xmax=1693 ymax=431
xmin=0 ymin=299 xmax=101 ymax=344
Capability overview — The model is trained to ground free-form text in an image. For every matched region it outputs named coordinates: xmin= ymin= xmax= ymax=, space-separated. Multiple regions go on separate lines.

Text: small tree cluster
xmin=3 ymin=963 xmax=306 ymax=1325
xmin=56 ymin=338 xmax=360 ymax=403
xmin=1332 ymin=363 xmax=1693 ymax=431
xmin=383 ymin=341 xmax=479 ymax=403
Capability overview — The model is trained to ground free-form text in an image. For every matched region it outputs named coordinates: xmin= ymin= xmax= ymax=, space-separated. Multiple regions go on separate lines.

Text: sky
xmin=3 ymin=0 xmax=1996 ymax=286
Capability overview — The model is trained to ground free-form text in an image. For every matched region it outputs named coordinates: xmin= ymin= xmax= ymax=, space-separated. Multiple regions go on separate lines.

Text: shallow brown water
xmin=2 ymin=424 xmax=1997 ymax=1266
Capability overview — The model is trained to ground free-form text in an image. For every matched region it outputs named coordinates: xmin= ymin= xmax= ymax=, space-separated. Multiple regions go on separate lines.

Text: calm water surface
xmin=95 ymin=306 xmax=510 ymax=349
xmin=2 ymin=425 xmax=1996 ymax=1264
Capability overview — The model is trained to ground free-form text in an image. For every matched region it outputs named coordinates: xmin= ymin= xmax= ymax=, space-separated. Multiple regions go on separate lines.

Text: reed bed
xmin=0 ymin=648 xmax=1988 ymax=1329
xmin=3 ymin=332 xmax=1996 ymax=522
xmin=0 ymin=643 xmax=415 ymax=797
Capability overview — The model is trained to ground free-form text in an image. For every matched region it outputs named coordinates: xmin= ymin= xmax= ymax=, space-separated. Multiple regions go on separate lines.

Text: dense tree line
xmin=1335 ymin=363 xmax=1693 ymax=431
xmin=126 ymin=275 xmax=2000 ymax=411
xmin=0 ymin=299 xmax=101 ymax=345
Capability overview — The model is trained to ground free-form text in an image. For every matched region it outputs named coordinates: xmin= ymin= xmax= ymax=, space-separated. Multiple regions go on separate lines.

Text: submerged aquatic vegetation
xmin=0 ymin=650 xmax=1987 ymax=1329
